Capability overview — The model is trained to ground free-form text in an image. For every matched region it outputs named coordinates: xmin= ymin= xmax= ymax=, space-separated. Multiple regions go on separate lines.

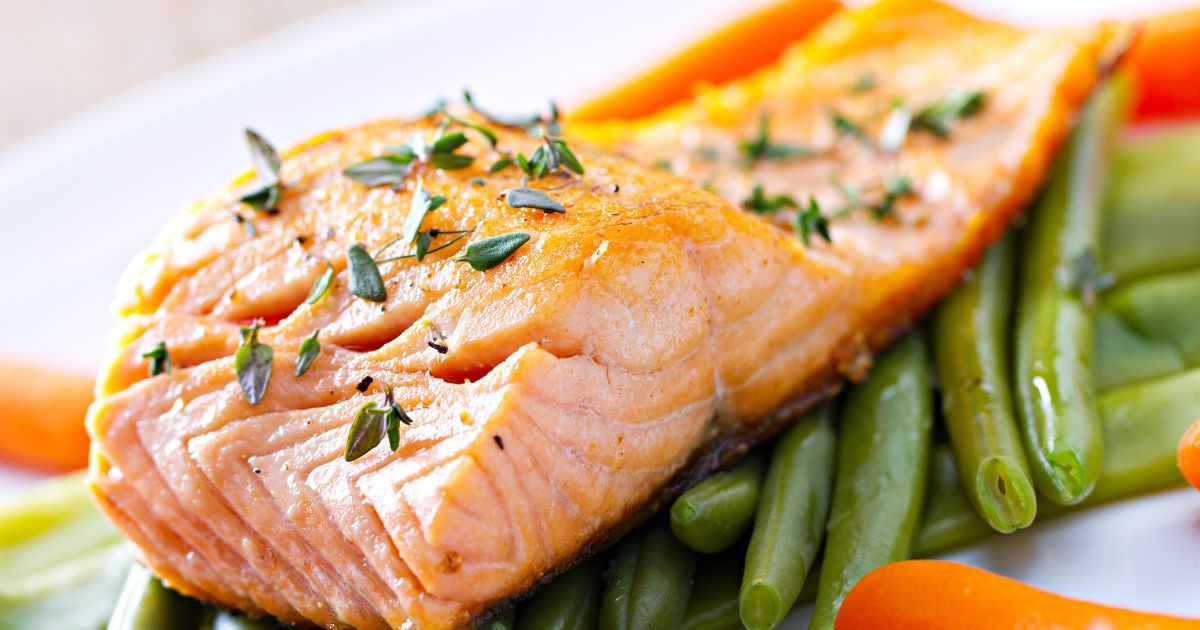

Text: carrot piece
xmin=1179 ymin=419 xmax=1200 ymax=491
xmin=836 ymin=560 xmax=1199 ymax=630
xmin=1127 ymin=8 xmax=1200 ymax=121
xmin=0 ymin=355 xmax=94 ymax=472
xmin=568 ymin=0 xmax=841 ymax=122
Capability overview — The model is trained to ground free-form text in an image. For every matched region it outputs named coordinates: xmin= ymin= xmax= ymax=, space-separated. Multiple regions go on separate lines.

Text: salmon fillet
xmin=86 ymin=1 xmax=1127 ymax=627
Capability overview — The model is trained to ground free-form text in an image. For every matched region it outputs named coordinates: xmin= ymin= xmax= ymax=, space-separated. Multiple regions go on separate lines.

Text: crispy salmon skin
xmin=87 ymin=1 xmax=1127 ymax=628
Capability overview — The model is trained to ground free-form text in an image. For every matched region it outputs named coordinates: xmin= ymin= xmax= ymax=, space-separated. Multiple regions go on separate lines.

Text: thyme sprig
xmin=344 ymin=384 xmax=413 ymax=463
xmin=739 ymin=113 xmax=813 ymax=163
xmin=238 ymin=129 xmax=284 ymax=212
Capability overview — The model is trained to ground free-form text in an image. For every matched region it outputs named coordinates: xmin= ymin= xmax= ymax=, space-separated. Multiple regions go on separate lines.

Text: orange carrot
xmin=1179 ymin=419 xmax=1200 ymax=491
xmin=836 ymin=560 xmax=1200 ymax=630
xmin=1126 ymin=8 xmax=1200 ymax=121
xmin=0 ymin=355 xmax=94 ymax=472
xmin=568 ymin=0 xmax=840 ymax=122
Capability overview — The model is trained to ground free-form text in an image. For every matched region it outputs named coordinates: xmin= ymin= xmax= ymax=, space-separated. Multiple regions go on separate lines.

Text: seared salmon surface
xmin=87 ymin=1 xmax=1125 ymax=627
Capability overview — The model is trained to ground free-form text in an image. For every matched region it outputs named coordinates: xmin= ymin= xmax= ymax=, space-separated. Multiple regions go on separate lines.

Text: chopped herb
xmin=1059 ymin=248 xmax=1114 ymax=307
xmin=794 ymin=197 xmax=832 ymax=247
xmin=343 ymin=155 xmax=413 ymax=186
xmin=489 ymin=156 xmax=515 ymax=174
xmin=469 ymin=177 xmax=486 ymax=186
xmin=868 ymin=175 xmax=914 ymax=219
xmin=141 ymin=341 xmax=171 ymax=377
xmin=347 ymin=244 xmax=387 ymax=302
xmin=238 ymin=129 xmax=283 ymax=212
xmin=851 ymin=72 xmax=877 ymax=94
xmin=503 ymin=187 xmax=566 ymax=213
xmin=295 ymin=329 xmax=321 ymax=377
xmin=402 ymin=180 xmax=447 ymax=249
xmin=831 ymin=112 xmax=872 ymax=146
xmin=306 ymin=263 xmax=335 ymax=305
xmin=233 ymin=212 xmax=257 ymax=238
xmin=235 ymin=323 xmax=273 ymax=405
xmin=878 ymin=104 xmax=912 ymax=153
xmin=742 ymin=184 xmax=798 ymax=214
xmin=456 ymin=232 xmax=531 ymax=271
xmin=344 ymin=385 xmax=412 ymax=462
xmin=739 ymin=113 xmax=812 ymax=163
xmin=911 ymin=89 xmax=986 ymax=138
xmin=428 ymin=340 xmax=449 ymax=354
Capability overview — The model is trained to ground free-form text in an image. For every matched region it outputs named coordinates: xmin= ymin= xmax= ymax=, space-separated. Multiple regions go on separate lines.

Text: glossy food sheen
xmin=87 ymin=1 xmax=1124 ymax=627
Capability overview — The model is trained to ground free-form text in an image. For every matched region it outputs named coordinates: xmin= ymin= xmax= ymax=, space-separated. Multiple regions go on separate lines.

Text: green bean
xmin=933 ymin=235 xmax=1037 ymax=533
xmin=1013 ymin=76 xmax=1129 ymax=506
xmin=681 ymin=547 xmax=743 ymax=630
xmin=1105 ymin=268 xmax=1200 ymax=367
xmin=516 ymin=558 xmax=601 ymax=630
xmin=671 ymin=453 xmax=765 ymax=554
xmin=739 ymin=405 xmax=836 ymax=630
xmin=108 ymin=564 xmax=207 ymax=630
xmin=1104 ymin=123 xmax=1200 ymax=282
xmin=600 ymin=520 xmax=695 ymax=630
xmin=1093 ymin=309 xmax=1184 ymax=392
xmin=810 ymin=334 xmax=933 ymax=630
xmin=915 ymin=366 xmax=1200 ymax=555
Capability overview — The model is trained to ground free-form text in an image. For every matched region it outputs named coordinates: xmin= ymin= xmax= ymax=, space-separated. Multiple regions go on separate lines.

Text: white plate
xmin=1 ymin=0 xmax=1198 ymax=623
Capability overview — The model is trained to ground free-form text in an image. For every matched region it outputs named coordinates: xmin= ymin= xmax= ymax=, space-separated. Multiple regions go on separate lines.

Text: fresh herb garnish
xmin=428 ymin=132 xmax=475 ymax=170
xmin=428 ymin=340 xmax=449 ymax=354
xmin=456 ymin=232 xmax=531 ymax=271
xmin=739 ymin=113 xmax=812 ymax=163
xmin=344 ymin=385 xmax=413 ymax=462
xmin=402 ymin=180 xmax=447 ymax=250
xmin=503 ymin=187 xmax=566 ymax=213
xmin=868 ymin=175 xmax=914 ymax=219
xmin=742 ymin=184 xmax=798 ymax=214
xmin=463 ymin=89 xmax=560 ymax=134
xmin=443 ymin=112 xmax=498 ymax=148
xmin=347 ymin=244 xmax=387 ymax=302
xmin=489 ymin=156 xmax=515 ymax=174
xmin=233 ymin=213 xmax=257 ymax=238
xmin=307 ymin=263 xmax=335 ymax=305
xmin=342 ymin=155 xmax=413 ymax=186
xmin=238 ymin=129 xmax=283 ymax=212
xmin=794 ymin=197 xmax=832 ymax=247
xmin=1059 ymin=248 xmax=1114 ymax=307
xmin=851 ymin=72 xmax=877 ymax=94
xmin=911 ymin=89 xmax=985 ymax=138
xmin=235 ymin=323 xmax=273 ymax=405
xmin=295 ymin=329 xmax=321 ymax=377
xmin=831 ymin=112 xmax=872 ymax=147
xmin=515 ymin=135 xmax=585 ymax=179
xmin=141 ymin=341 xmax=171 ymax=377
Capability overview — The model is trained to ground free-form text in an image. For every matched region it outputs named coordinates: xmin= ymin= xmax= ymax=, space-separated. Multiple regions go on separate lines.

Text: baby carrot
xmin=835 ymin=560 xmax=1199 ymax=630
xmin=0 ymin=354 xmax=94 ymax=472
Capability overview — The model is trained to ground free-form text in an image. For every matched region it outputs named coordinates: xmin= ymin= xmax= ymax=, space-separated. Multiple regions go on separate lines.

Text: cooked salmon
xmin=86 ymin=1 xmax=1127 ymax=627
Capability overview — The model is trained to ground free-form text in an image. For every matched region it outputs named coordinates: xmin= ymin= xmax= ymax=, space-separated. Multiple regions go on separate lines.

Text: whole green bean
xmin=599 ymin=521 xmax=695 ymax=630
xmin=1014 ymin=76 xmax=1129 ymax=506
xmin=1105 ymin=268 xmax=1200 ymax=367
xmin=933 ymin=235 xmax=1037 ymax=533
xmin=1104 ymin=123 xmax=1200 ymax=282
xmin=516 ymin=558 xmax=601 ymax=630
xmin=671 ymin=453 xmax=765 ymax=554
xmin=915 ymin=366 xmax=1200 ymax=555
xmin=740 ymin=405 xmax=836 ymax=630
xmin=107 ymin=564 xmax=206 ymax=630
xmin=681 ymin=547 xmax=743 ymax=630
xmin=1093 ymin=309 xmax=1184 ymax=392
xmin=810 ymin=334 xmax=933 ymax=629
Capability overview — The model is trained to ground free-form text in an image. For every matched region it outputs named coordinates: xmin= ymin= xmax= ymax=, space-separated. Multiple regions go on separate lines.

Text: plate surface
xmin=0 ymin=0 xmax=1197 ymax=622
